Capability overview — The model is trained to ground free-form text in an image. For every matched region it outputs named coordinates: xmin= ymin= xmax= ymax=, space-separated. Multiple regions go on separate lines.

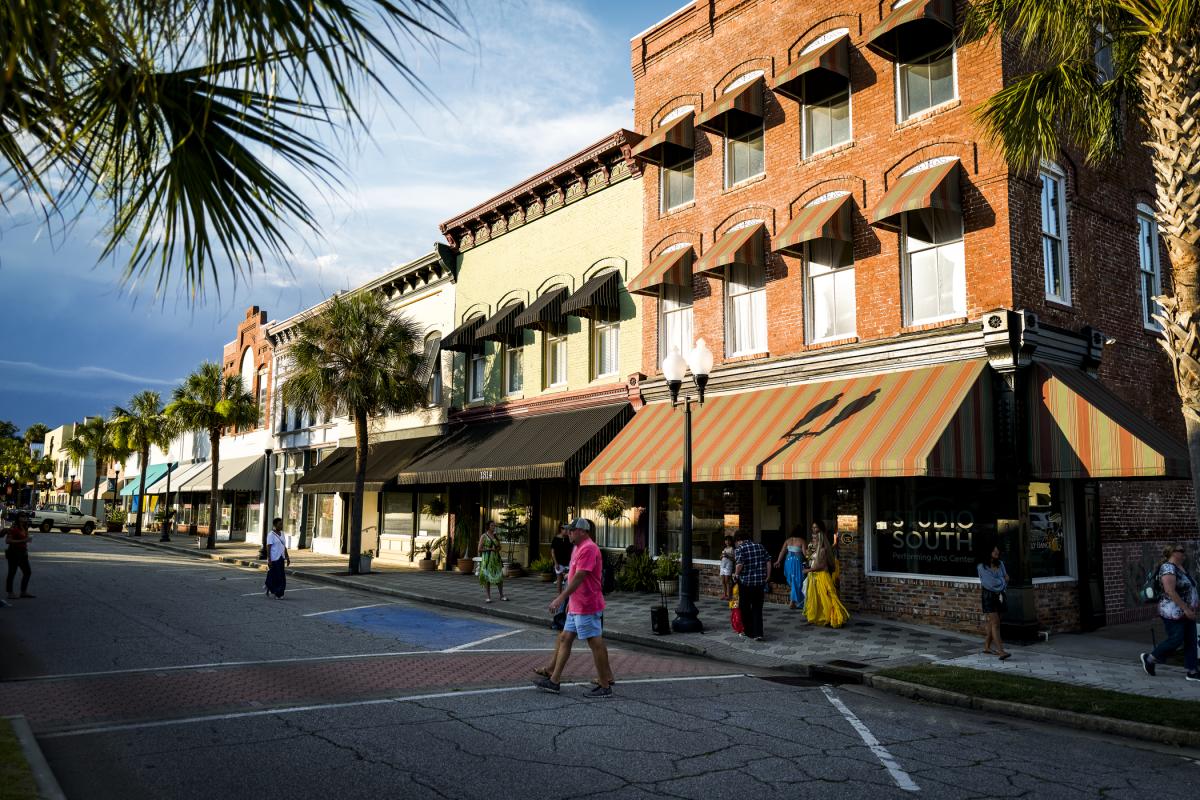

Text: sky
xmin=0 ymin=0 xmax=684 ymax=434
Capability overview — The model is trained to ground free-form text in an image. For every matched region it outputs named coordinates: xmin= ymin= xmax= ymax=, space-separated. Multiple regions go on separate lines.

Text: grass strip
xmin=0 ymin=717 xmax=39 ymax=800
xmin=877 ymin=664 xmax=1200 ymax=733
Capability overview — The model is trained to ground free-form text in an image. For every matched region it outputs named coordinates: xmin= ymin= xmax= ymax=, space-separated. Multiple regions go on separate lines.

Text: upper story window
xmin=1040 ymin=163 xmax=1070 ymax=304
xmin=255 ymin=368 xmax=267 ymax=419
xmin=424 ymin=333 xmax=443 ymax=406
xmin=594 ymin=318 xmax=620 ymax=379
xmin=1137 ymin=204 xmax=1163 ymax=329
xmin=807 ymin=237 xmax=856 ymax=342
xmin=723 ymin=72 xmax=765 ymax=188
xmin=659 ymin=106 xmax=695 ymax=212
xmin=293 ymin=406 xmax=305 ymax=431
xmin=660 ymin=277 xmax=694 ymax=362
xmin=468 ymin=347 xmax=486 ymax=402
xmin=544 ymin=330 xmax=568 ymax=388
xmin=898 ymin=46 xmax=956 ymax=120
xmin=725 ymin=221 xmax=768 ymax=356
xmin=805 ymin=87 xmax=851 ymax=157
xmin=903 ymin=208 xmax=965 ymax=324
xmin=504 ymin=344 xmax=523 ymax=396
xmin=1094 ymin=24 xmax=1115 ymax=82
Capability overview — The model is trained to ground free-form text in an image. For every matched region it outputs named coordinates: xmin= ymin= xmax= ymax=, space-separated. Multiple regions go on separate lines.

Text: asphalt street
xmin=0 ymin=534 xmax=1195 ymax=800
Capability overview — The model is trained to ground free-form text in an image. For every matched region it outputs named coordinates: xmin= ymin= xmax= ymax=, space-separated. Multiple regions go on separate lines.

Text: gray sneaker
xmin=583 ymin=685 xmax=613 ymax=699
xmin=533 ymin=676 xmax=560 ymax=694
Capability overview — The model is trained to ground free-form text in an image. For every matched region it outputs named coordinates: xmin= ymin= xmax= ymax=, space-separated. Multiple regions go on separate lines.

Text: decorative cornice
xmin=440 ymin=129 xmax=643 ymax=250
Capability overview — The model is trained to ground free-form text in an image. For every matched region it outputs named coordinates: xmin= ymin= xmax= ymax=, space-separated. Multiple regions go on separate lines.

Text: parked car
xmin=28 ymin=504 xmax=98 ymax=534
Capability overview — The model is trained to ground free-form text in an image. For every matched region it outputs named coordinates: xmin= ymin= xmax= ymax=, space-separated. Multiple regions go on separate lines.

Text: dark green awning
xmin=394 ymin=403 xmax=632 ymax=484
xmin=513 ymin=286 xmax=569 ymax=331
xmin=476 ymin=302 xmax=526 ymax=344
xmin=562 ymin=271 xmax=621 ymax=319
xmin=441 ymin=315 xmax=486 ymax=353
xmin=295 ymin=437 xmax=439 ymax=493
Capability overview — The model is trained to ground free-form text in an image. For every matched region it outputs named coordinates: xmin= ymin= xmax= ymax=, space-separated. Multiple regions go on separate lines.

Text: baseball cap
xmin=570 ymin=518 xmax=593 ymax=533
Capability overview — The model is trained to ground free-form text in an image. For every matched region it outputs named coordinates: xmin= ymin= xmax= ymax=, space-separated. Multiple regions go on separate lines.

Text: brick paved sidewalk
xmin=98 ymin=534 xmax=1197 ymax=701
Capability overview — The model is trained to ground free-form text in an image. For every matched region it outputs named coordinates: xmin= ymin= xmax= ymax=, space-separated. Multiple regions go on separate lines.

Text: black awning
xmin=476 ymin=302 xmax=526 ymax=344
xmin=561 ymin=271 xmax=621 ymax=319
xmin=395 ymin=403 xmax=633 ymax=485
xmin=441 ymin=315 xmax=486 ymax=353
xmin=513 ymin=286 xmax=569 ymax=331
xmin=294 ymin=437 xmax=440 ymax=493
xmin=414 ymin=335 xmax=442 ymax=385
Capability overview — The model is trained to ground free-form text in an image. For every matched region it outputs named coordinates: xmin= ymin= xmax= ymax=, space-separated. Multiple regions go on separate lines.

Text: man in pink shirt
xmin=534 ymin=518 xmax=615 ymax=698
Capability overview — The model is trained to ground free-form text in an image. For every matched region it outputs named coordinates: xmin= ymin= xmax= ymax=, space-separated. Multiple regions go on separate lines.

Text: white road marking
xmin=822 ymin=685 xmax=920 ymax=792
xmin=302 ymin=602 xmax=397 ymax=617
xmin=7 ymin=651 xmax=430 ymax=681
xmin=40 ymin=674 xmax=755 ymax=738
xmin=441 ymin=628 xmax=524 ymax=651
xmin=239 ymin=586 xmax=339 ymax=596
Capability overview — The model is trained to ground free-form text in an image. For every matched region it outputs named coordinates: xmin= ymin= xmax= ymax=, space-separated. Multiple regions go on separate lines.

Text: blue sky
xmin=0 ymin=0 xmax=683 ymax=433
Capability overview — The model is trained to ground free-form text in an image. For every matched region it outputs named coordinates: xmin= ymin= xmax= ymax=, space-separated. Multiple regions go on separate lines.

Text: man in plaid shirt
xmin=734 ymin=531 xmax=771 ymax=640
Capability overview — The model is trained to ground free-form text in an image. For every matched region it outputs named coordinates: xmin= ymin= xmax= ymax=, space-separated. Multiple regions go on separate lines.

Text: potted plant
xmin=360 ymin=549 xmax=374 ymax=574
xmin=452 ymin=519 xmax=474 ymax=574
xmin=498 ymin=504 xmax=527 ymax=578
xmin=654 ymin=551 xmax=682 ymax=600
xmin=106 ymin=507 xmax=127 ymax=533
xmin=530 ymin=556 xmax=556 ymax=582
xmin=615 ymin=549 xmax=656 ymax=593
xmin=421 ymin=496 xmax=447 ymax=519
xmin=418 ymin=540 xmax=439 ymax=571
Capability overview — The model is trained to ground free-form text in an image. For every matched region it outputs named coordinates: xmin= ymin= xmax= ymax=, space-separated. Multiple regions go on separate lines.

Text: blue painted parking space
xmin=318 ymin=605 xmax=514 ymax=650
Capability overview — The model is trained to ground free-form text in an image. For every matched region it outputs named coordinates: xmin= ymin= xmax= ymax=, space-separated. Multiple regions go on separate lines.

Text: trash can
xmin=650 ymin=605 xmax=671 ymax=635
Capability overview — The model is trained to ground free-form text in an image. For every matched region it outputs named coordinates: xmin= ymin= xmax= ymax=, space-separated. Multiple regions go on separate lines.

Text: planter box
xmin=456 ymin=558 xmax=475 ymax=575
xmin=105 ymin=521 xmax=123 ymax=533
xmin=503 ymin=564 xmax=524 ymax=579
xmin=418 ymin=559 xmax=437 ymax=571
xmin=359 ymin=555 xmax=373 ymax=574
xmin=657 ymin=579 xmax=679 ymax=600
xmin=537 ymin=572 xmax=555 ymax=582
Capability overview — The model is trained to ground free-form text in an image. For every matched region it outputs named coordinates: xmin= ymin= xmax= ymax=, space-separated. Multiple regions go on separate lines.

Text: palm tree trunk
xmin=134 ymin=445 xmax=149 ymax=536
xmin=349 ymin=410 xmax=368 ymax=575
xmin=90 ymin=459 xmax=104 ymax=520
xmin=1140 ymin=32 xmax=1200 ymax=530
xmin=207 ymin=431 xmax=220 ymax=550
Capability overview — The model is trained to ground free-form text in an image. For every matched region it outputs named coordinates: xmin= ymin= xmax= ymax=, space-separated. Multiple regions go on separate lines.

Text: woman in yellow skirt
xmin=804 ymin=522 xmax=849 ymax=628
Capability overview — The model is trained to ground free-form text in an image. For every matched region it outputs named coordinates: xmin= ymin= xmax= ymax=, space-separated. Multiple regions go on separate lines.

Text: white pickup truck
xmin=28 ymin=504 xmax=98 ymax=535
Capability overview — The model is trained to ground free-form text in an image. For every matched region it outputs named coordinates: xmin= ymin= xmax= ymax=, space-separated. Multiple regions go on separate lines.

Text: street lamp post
xmin=661 ymin=338 xmax=714 ymax=634
xmin=44 ymin=471 xmax=53 ymax=507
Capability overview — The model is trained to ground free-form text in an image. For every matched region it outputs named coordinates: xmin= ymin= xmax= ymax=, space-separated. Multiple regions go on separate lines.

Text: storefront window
xmin=656 ymin=484 xmax=734 ymax=561
xmin=1028 ymin=481 xmax=1069 ymax=579
xmin=417 ymin=492 xmax=448 ymax=537
xmin=314 ymin=495 xmax=335 ymax=538
xmin=579 ymin=485 xmax=635 ymax=549
xmin=382 ymin=492 xmax=415 ymax=536
xmin=872 ymin=479 xmax=999 ymax=578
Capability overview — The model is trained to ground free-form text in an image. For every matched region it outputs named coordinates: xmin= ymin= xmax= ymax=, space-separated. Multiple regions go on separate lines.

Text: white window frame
xmin=724 ymin=224 xmax=768 ymax=356
xmin=803 ymin=87 xmax=852 ymax=158
xmin=722 ymin=71 xmax=766 ymax=190
xmin=658 ymin=106 xmax=696 ymax=213
xmin=658 ymin=269 xmax=695 ymax=362
xmin=468 ymin=348 xmax=486 ymax=402
xmin=901 ymin=208 xmax=966 ymax=326
xmin=1137 ymin=203 xmax=1163 ymax=330
xmin=1040 ymin=162 xmax=1071 ymax=304
xmin=805 ymin=237 xmax=856 ymax=343
xmin=593 ymin=318 xmax=620 ymax=380
xmin=896 ymin=46 xmax=958 ymax=122
xmin=504 ymin=344 xmax=523 ymax=396
xmin=544 ymin=330 xmax=568 ymax=388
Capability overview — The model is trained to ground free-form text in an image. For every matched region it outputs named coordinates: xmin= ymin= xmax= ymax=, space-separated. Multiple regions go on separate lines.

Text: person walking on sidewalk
xmin=805 ymin=526 xmax=849 ymax=628
xmin=774 ymin=527 xmax=808 ymax=610
xmin=978 ymin=545 xmax=1011 ymax=660
xmin=478 ymin=521 xmax=508 ymax=603
xmin=1141 ymin=544 xmax=1199 ymax=681
xmin=534 ymin=518 xmax=614 ymax=698
xmin=264 ymin=518 xmax=290 ymax=599
xmin=551 ymin=523 xmax=574 ymax=593
xmin=5 ymin=512 xmax=33 ymax=599
xmin=734 ymin=531 xmax=771 ymax=641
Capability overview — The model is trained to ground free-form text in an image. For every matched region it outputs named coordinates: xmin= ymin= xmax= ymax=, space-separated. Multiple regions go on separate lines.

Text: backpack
xmin=1140 ymin=561 xmax=1167 ymax=604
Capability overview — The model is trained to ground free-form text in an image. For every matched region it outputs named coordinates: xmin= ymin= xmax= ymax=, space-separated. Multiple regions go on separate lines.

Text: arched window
xmin=239 ymin=348 xmax=255 ymax=393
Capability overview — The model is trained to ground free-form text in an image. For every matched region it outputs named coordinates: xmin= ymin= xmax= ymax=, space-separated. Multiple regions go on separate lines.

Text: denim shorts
xmin=565 ymin=612 xmax=604 ymax=639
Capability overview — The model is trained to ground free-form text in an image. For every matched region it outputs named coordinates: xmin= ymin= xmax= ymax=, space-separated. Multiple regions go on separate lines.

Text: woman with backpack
xmin=1140 ymin=544 xmax=1199 ymax=682
xmin=978 ymin=545 xmax=1011 ymax=660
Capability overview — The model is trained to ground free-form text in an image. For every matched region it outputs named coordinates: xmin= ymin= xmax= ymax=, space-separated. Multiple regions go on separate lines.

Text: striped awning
xmin=628 ymin=247 xmax=694 ymax=297
xmin=774 ymin=195 xmax=853 ymax=255
xmin=695 ymin=223 xmax=766 ymax=276
xmin=580 ymin=360 xmax=992 ymax=485
xmin=774 ymin=34 xmax=851 ymax=104
xmin=870 ymin=159 xmax=960 ymax=231
xmin=514 ymin=286 xmax=569 ymax=332
xmin=139 ymin=463 xmax=178 ymax=494
xmin=562 ymin=271 xmax=621 ymax=319
xmin=121 ymin=463 xmax=171 ymax=496
xmin=167 ymin=461 xmax=210 ymax=493
xmin=1029 ymin=363 xmax=1190 ymax=479
xmin=866 ymin=0 xmax=955 ymax=62
xmin=441 ymin=314 xmax=486 ymax=353
xmin=476 ymin=302 xmax=526 ymax=344
xmin=631 ymin=112 xmax=695 ymax=166
xmin=414 ymin=335 xmax=441 ymax=385
xmin=696 ymin=76 xmax=765 ymax=136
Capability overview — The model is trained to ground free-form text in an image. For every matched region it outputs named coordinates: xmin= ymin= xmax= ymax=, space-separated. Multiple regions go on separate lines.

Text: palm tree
xmin=62 ymin=416 xmax=132 ymax=520
xmin=21 ymin=423 xmax=48 ymax=453
xmin=968 ymin=2 xmax=1200 ymax=522
xmin=167 ymin=363 xmax=259 ymax=548
xmin=113 ymin=392 xmax=177 ymax=536
xmin=281 ymin=291 xmax=426 ymax=574
xmin=1 ymin=2 xmax=462 ymax=296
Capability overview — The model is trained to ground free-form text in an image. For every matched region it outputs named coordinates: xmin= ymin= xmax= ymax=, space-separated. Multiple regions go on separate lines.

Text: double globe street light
xmin=660 ymin=337 xmax=714 ymax=634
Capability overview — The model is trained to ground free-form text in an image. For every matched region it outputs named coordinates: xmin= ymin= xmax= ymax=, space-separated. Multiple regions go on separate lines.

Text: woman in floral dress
xmin=477 ymin=521 xmax=508 ymax=602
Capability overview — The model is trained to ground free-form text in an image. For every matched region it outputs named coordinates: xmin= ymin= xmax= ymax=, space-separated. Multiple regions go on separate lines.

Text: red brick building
xmin=222 ymin=305 xmax=273 ymax=432
xmin=580 ymin=0 xmax=1193 ymax=633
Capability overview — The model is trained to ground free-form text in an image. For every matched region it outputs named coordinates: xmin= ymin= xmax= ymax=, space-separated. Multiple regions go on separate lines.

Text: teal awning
xmin=139 ymin=462 xmax=179 ymax=494
xmin=121 ymin=463 xmax=172 ymax=496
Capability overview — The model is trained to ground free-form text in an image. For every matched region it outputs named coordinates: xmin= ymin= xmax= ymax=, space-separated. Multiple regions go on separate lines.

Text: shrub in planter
xmin=615 ymin=550 xmax=655 ymax=593
xmin=106 ymin=507 xmax=127 ymax=532
xmin=530 ymin=556 xmax=556 ymax=582
xmin=654 ymin=551 xmax=682 ymax=598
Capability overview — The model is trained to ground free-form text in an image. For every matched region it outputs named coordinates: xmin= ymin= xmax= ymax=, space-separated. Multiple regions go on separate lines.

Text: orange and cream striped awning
xmin=774 ymin=33 xmax=851 ymax=104
xmin=870 ymin=159 xmax=960 ymax=232
xmin=580 ymin=360 xmax=992 ymax=485
xmin=628 ymin=246 xmax=693 ymax=297
xmin=774 ymin=194 xmax=853 ymax=255
xmin=866 ymin=0 xmax=955 ymax=62
xmin=631 ymin=112 xmax=694 ymax=165
xmin=696 ymin=76 xmax=765 ymax=135
xmin=696 ymin=222 xmax=766 ymax=276
xmin=1030 ymin=363 xmax=1189 ymax=479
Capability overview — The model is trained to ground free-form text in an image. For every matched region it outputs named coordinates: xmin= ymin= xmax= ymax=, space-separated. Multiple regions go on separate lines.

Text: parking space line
xmin=5 ymin=650 xmax=430 ymax=681
xmin=239 ymin=586 xmax=339 ymax=596
xmin=442 ymin=629 xmax=523 ymax=651
xmin=821 ymin=685 xmax=920 ymax=793
xmin=303 ymin=603 xmax=397 ymax=617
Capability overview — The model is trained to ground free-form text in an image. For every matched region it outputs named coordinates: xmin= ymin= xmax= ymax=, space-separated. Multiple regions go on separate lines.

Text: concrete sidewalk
xmin=100 ymin=533 xmax=1196 ymax=701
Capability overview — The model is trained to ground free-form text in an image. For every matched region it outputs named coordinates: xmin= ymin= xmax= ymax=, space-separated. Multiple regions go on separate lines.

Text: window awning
xmin=177 ymin=462 xmax=214 ymax=493
xmin=395 ymin=404 xmax=633 ymax=485
xmin=562 ymin=271 xmax=621 ymax=319
xmin=120 ymin=463 xmax=172 ymax=496
xmin=774 ymin=34 xmax=851 ymax=104
xmin=476 ymin=302 xmax=526 ymax=345
xmin=414 ymin=335 xmax=442 ymax=385
xmin=580 ymin=360 xmax=992 ymax=485
xmin=695 ymin=222 xmax=766 ymax=276
xmin=513 ymin=286 xmax=569 ymax=332
xmin=83 ymin=479 xmax=117 ymax=501
xmin=441 ymin=315 xmax=486 ymax=353
xmin=294 ymin=438 xmax=439 ymax=493
xmin=773 ymin=195 xmax=854 ymax=255
xmin=696 ymin=76 xmax=765 ymax=136
xmin=870 ymin=159 xmax=960 ymax=232
xmin=1029 ymin=363 xmax=1190 ymax=479
xmin=627 ymin=247 xmax=694 ymax=297
xmin=631 ymin=112 xmax=695 ymax=166
xmin=866 ymin=0 xmax=955 ymax=62
xmin=216 ymin=455 xmax=265 ymax=492
xmin=139 ymin=463 xmax=179 ymax=494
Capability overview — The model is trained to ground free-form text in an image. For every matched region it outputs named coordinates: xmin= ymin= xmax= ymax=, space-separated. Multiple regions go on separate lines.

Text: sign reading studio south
xmin=873 ymin=479 xmax=999 ymax=578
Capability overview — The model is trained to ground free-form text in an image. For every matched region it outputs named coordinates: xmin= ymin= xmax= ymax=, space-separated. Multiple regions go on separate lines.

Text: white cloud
xmin=0 ymin=360 xmax=181 ymax=387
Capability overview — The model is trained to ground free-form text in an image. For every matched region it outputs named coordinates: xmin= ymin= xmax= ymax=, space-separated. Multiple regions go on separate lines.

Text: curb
xmin=4 ymin=715 xmax=66 ymax=800
xmin=866 ymin=675 xmax=1200 ymax=748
